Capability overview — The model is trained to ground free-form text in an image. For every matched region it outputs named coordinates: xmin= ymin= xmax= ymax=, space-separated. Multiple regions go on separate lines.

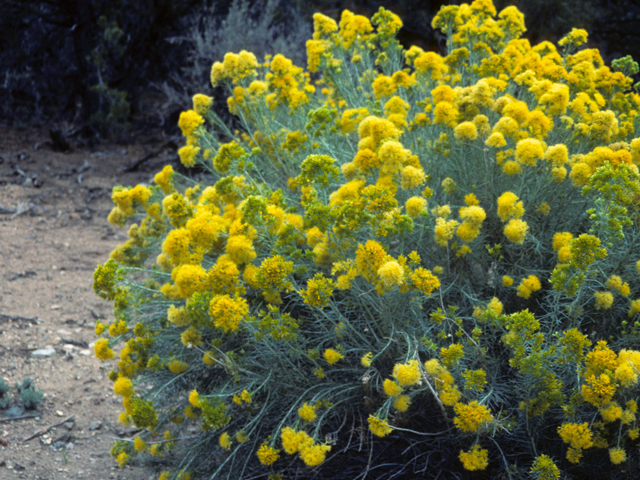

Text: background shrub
xmin=1 ymin=0 xmax=639 ymax=138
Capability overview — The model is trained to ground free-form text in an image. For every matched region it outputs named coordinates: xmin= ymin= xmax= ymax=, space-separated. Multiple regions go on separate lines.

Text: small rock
xmin=78 ymin=350 xmax=90 ymax=356
xmin=66 ymin=442 xmax=74 ymax=450
xmin=88 ymin=420 xmax=102 ymax=431
xmin=50 ymin=305 xmax=61 ymax=310
xmin=31 ymin=348 xmax=56 ymax=358
xmin=14 ymin=463 xmax=25 ymax=471
xmin=56 ymin=410 xmax=64 ymax=417
xmin=62 ymin=344 xmax=75 ymax=352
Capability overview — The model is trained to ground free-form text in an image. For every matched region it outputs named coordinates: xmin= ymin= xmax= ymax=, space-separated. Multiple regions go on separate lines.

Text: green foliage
xmin=0 ymin=378 xmax=11 ymax=410
xmin=94 ymin=1 xmax=640 ymax=479
xmin=15 ymin=378 xmax=43 ymax=410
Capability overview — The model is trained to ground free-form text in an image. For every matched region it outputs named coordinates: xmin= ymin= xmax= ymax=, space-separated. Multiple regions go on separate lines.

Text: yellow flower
xmin=517 ymin=275 xmax=541 ymax=299
xmin=609 ymin=447 xmax=626 ymax=465
xmin=377 ymin=260 xmax=405 ymax=288
xmin=502 ymin=275 xmax=514 ymax=287
xmin=168 ymin=305 xmax=190 ymax=327
xmin=383 ymin=379 xmax=403 ymax=397
xmin=94 ymin=338 xmax=115 ymax=360
xmin=459 ymin=445 xmax=488 ymax=471
xmin=281 ymin=427 xmax=305 ymax=454
xmin=454 ymin=122 xmax=478 ymax=142
xmin=487 ymin=297 xmax=503 ymax=315
xmin=178 ymin=145 xmax=200 ymax=168
xmin=226 ymin=235 xmax=256 ymax=265
xmin=298 ymin=402 xmax=317 ymax=422
xmin=189 ymin=389 xmax=201 ymax=408
xmin=372 ymin=75 xmax=397 ymax=98
xmin=594 ymin=291 xmax=614 ymax=310
xmin=368 ymin=415 xmax=393 ymax=437
xmin=134 ymin=436 xmax=147 ymax=452
xmin=168 ymin=359 xmax=189 ymax=374
xmin=393 ymin=360 xmax=421 ymax=386
xmin=393 ymin=395 xmax=411 ymax=412
xmin=614 ymin=362 xmax=638 ymax=387
xmin=440 ymin=344 xmax=464 ymax=367
xmin=600 ymin=402 xmax=622 ymax=422
xmin=434 ymin=218 xmax=459 ymax=246
xmin=405 ymin=196 xmax=427 ymax=218
xmin=459 ymin=205 xmax=486 ymax=227
xmin=530 ymin=454 xmax=560 ymax=480
xmin=551 ymin=166 xmax=567 ymax=182
xmin=410 ymin=268 xmax=440 ymax=296
xmin=212 ymin=434 xmax=230 ymax=454
xmin=178 ymin=110 xmax=204 ymax=138
xmin=485 ymin=131 xmax=506 ymax=148
xmin=256 ymin=443 xmax=280 ymax=465
xmin=504 ymin=219 xmax=529 ymax=244
xmin=453 ymin=401 xmax=493 ymax=432
xmin=324 ymin=348 xmax=343 ymax=365
xmin=154 ymin=165 xmax=174 ymax=194
xmin=401 ymin=166 xmax=426 ymax=189
xmin=113 ymin=377 xmax=134 ymax=397
xmin=497 ymin=191 xmax=524 ymax=221
xmin=462 ymin=369 xmax=487 ymax=391
xmin=192 ymin=94 xmax=213 ymax=116
xmin=433 ymin=101 xmax=458 ymax=125
xmin=116 ymin=451 xmax=128 ymax=468
xmin=361 ymin=352 xmax=373 ymax=368
xmin=557 ymin=422 xmax=593 ymax=450
xmin=355 ymin=240 xmax=388 ymax=282
xmin=559 ymin=28 xmax=588 ymax=48
xmin=566 ymin=447 xmax=582 ymax=464
xmin=502 ymin=160 xmax=522 ymax=175
xmin=441 ymin=177 xmax=457 ymax=194
xmin=544 ymin=144 xmax=568 ymax=167
xmin=209 ymin=295 xmax=249 ymax=333
xmin=299 ymin=442 xmax=331 ymax=467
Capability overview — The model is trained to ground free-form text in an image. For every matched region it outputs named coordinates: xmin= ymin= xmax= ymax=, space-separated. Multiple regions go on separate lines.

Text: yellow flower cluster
xmin=453 ymin=401 xmax=494 ymax=432
xmin=458 ymin=445 xmax=489 ymax=471
xmin=424 ymin=358 xmax=461 ymax=406
xmin=280 ymin=427 xmax=332 ymax=466
xmin=517 ymin=275 xmax=542 ymax=299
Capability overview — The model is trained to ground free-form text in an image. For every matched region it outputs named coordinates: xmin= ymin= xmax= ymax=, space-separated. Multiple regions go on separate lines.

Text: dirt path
xmin=0 ymin=127 xmax=175 ymax=480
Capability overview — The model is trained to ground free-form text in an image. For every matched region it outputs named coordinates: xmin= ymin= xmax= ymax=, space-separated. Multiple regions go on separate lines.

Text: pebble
xmin=88 ymin=420 xmax=102 ymax=431
xmin=31 ymin=348 xmax=56 ymax=358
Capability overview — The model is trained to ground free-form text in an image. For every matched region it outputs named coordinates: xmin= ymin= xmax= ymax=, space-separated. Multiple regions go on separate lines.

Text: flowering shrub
xmin=94 ymin=1 xmax=640 ymax=478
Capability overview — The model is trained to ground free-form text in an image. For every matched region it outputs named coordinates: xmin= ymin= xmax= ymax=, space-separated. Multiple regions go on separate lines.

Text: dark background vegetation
xmin=1 ymin=0 xmax=639 ymax=142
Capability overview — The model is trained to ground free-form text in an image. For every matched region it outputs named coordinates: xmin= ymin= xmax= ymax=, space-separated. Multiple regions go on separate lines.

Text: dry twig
xmin=23 ymin=416 xmax=75 ymax=442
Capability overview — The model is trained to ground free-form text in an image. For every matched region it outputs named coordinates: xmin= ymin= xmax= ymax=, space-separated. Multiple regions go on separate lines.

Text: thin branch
xmin=23 ymin=416 xmax=75 ymax=442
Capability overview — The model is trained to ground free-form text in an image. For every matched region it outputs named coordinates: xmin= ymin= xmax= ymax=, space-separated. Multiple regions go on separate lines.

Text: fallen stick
xmin=0 ymin=205 xmax=17 ymax=214
xmin=122 ymin=140 xmax=176 ymax=172
xmin=0 ymin=314 xmax=40 ymax=324
xmin=23 ymin=416 xmax=74 ymax=442
xmin=0 ymin=414 xmax=39 ymax=424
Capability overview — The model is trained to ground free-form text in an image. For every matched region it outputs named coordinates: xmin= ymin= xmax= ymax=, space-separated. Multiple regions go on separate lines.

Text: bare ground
xmin=0 ymin=126 xmax=176 ymax=480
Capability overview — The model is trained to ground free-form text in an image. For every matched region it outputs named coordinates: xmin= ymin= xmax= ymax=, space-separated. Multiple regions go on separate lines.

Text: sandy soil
xmin=0 ymin=126 xmax=176 ymax=480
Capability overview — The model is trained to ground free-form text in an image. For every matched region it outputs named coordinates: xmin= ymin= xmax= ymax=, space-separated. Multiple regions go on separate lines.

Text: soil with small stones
xmin=0 ymin=127 xmax=177 ymax=480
